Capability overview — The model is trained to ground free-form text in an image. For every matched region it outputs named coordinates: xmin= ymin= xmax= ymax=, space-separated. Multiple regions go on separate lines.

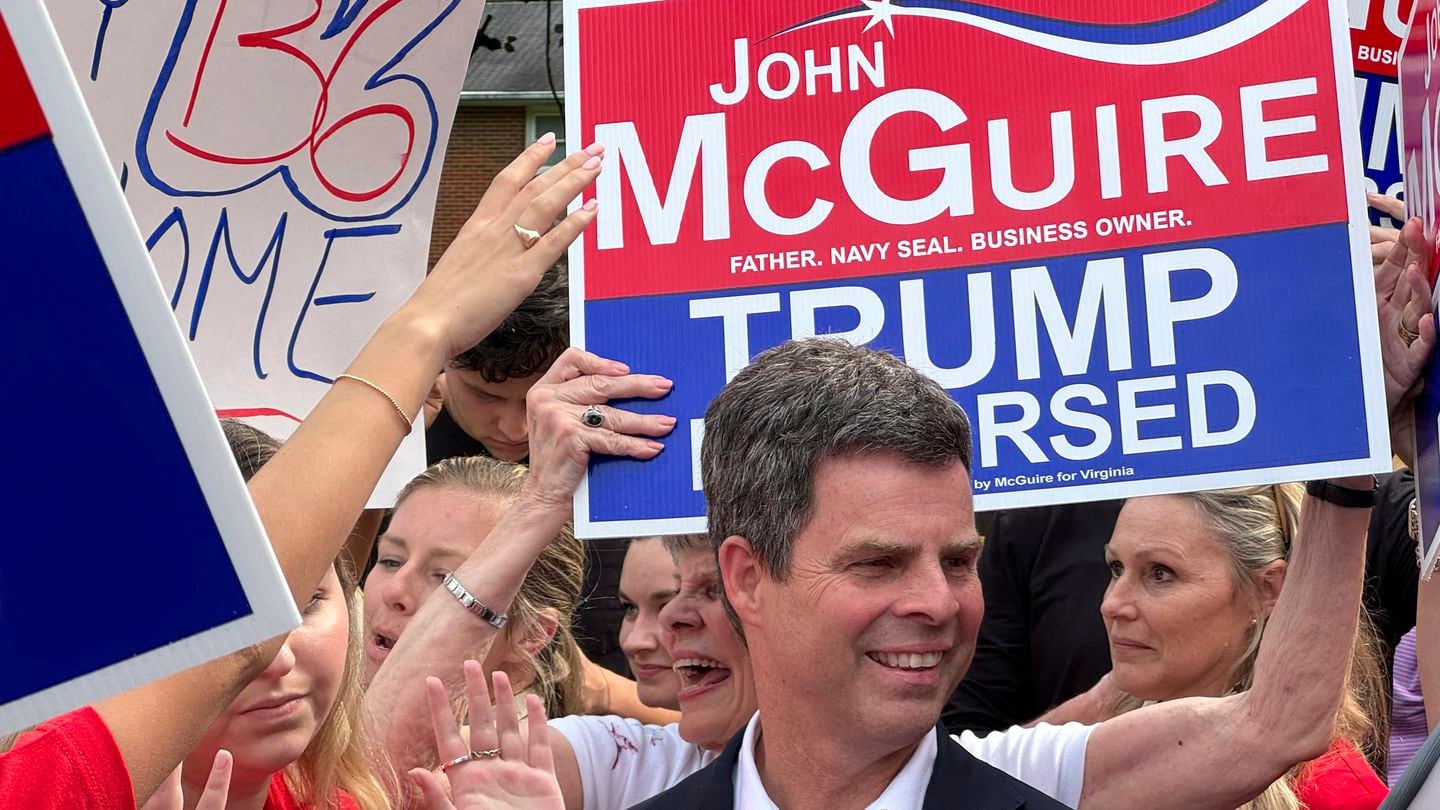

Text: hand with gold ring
xmin=409 ymin=661 xmax=563 ymax=810
xmin=1375 ymin=213 xmax=1437 ymax=469
xmin=404 ymin=135 xmax=606 ymax=364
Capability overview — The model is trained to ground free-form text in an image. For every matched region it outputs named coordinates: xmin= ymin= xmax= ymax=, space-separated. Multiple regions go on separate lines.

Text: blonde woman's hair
xmin=395 ymin=455 xmax=588 ymax=719
xmin=1109 ymin=484 xmax=1388 ymax=810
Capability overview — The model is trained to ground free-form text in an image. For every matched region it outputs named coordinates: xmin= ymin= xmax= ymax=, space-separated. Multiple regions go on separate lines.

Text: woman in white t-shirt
xmin=550 ymin=534 xmax=756 ymax=810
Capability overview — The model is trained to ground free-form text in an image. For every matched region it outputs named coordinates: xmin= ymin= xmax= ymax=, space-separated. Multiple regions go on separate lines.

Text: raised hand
xmin=1375 ymin=215 xmax=1437 ymax=468
xmin=522 ymin=347 xmax=676 ymax=508
xmin=409 ymin=661 xmax=563 ymax=810
xmin=407 ymin=137 xmax=605 ymax=363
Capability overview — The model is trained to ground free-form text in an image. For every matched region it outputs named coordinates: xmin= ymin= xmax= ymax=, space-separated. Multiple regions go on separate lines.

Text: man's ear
xmin=1255 ymin=560 xmax=1287 ymax=619
xmin=517 ymin=607 xmax=560 ymax=656
xmin=718 ymin=535 xmax=762 ymax=629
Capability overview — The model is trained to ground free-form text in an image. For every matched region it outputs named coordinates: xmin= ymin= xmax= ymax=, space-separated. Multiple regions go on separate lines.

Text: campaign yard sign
xmin=0 ymin=0 xmax=297 ymax=736
xmin=1352 ymin=0 xmax=1415 ymax=224
xmin=1400 ymin=0 xmax=1440 ymax=576
xmin=568 ymin=0 xmax=1389 ymax=538
xmin=44 ymin=0 xmax=489 ymax=506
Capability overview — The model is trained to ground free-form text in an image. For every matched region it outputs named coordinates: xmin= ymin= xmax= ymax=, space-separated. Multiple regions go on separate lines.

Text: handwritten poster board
xmin=569 ymin=0 xmax=1389 ymax=538
xmin=45 ymin=0 xmax=487 ymax=504
xmin=0 ymin=0 xmax=297 ymax=736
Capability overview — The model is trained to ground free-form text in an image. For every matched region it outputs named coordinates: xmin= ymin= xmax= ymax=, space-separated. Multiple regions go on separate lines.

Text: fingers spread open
xmin=427 ymin=676 xmax=468 ymax=762
xmin=492 ymin=671 xmax=525 ymax=761
xmin=526 ymin=693 xmax=555 ymax=772
xmin=463 ymin=659 xmax=498 ymax=753
xmin=409 ymin=768 xmax=456 ymax=810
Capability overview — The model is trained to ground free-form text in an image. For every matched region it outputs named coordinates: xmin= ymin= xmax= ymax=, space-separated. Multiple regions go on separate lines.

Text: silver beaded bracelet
xmin=442 ymin=572 xmax=509 ymax=629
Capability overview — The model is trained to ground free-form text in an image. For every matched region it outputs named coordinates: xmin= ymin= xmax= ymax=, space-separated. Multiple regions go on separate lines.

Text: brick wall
xmin=428 ymin=105 xmax=528 ymax=269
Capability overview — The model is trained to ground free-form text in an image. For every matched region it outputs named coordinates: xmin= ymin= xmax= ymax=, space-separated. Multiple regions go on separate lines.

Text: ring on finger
xmin=582 ymin=405 xmax=604 ymax=428
xmin=1400 ymin=320 xmax=1421 ymax=347
xmin=513 ymin=223 xmax=542 ymax=250
xmin=440 ymin=748 xmax=502 ymax=773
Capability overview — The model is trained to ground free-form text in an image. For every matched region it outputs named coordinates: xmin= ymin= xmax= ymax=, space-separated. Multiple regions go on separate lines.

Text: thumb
xmin=409 ymin=768 xmax=458 ymax=810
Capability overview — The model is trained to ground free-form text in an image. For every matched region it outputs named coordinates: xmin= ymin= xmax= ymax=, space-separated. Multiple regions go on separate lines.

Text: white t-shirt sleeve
xmin=548 ymin=715 xmax=714 ymax=810
xmin=952 ymin=722 xmax=1093 ymax=809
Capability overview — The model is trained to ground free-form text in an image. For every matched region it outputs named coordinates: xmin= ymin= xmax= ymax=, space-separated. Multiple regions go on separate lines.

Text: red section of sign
xmin=1398 ymin=0 xmax=1440 ymax=282
xmin=1352 ymin=0 xmax=1414 ymax=77
xmin=0 ymin=14 xmax=50 ymax=151
xmin=579 ymin=0 xmax=1351 ymax=301
xmin=215 ymin=407 xmax=303 ymax=423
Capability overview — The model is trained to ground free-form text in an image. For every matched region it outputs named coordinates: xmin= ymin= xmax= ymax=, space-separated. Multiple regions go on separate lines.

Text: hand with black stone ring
xmin=522 ymin=347 xmax=677 ymax=508
xmin=409 ymin=660 xmax=563 ymax=810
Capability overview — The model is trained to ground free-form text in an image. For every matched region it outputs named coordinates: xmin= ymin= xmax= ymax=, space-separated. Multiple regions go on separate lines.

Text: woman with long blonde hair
xmin=1094 ymin=484 xmax=1388 ymax=810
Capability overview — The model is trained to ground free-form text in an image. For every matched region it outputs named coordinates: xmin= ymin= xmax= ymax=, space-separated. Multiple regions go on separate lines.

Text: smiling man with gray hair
xmin=635 ymin=337 xmax=1377 ymax=810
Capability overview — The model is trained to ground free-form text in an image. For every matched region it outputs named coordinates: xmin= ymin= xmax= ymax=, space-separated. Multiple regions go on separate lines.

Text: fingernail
xmin=646 ymin=440 xmax=665 ymax=452
xmin=611 ymin=359 xmax=630 ymax=373
xmin=585 ymin=142 xmax=605 ymax=156
xmin=538 ymin=131 xmax=555 ymax=145
xmin=584 ymin=198 xmax=599 ymax=212
xmin=1367 ymin=191 xmax=1380 ymax=198
xmin=583 ymin=155 xmax=602 ymax=170
xmin=656 ymin=377 xmax=674 ymax=389
xmin=659 ymin=416 xmax=677 ymax=428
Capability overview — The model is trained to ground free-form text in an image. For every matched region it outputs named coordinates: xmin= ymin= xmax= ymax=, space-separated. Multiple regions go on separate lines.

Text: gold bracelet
xmin=334 ymin=373 xmax=413 ymax=434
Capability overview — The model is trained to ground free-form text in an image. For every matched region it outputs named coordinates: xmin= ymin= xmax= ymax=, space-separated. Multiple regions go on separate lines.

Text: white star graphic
xmin=861 ymin=0 xmax=898 ymax=36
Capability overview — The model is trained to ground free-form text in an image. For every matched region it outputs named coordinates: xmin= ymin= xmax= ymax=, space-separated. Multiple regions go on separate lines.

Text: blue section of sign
xmin=584 ymin=224 xmax=1368 ymax=523
xmin=1357 ymin=69 xmax=1406 ymax=223
xmin=0 ymin=136 xmax=251 ymax=704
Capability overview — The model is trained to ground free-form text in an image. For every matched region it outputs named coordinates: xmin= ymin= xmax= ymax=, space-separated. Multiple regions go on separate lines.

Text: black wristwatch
xmin=1304 ymin=477 xmax=1379 ymax=509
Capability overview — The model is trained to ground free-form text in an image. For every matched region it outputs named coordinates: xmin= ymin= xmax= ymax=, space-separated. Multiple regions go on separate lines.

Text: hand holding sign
xmin=522 ymin=347 xmax=676 ymax=510
xmin=1377 ymin=216 xmax=1437 ymax=467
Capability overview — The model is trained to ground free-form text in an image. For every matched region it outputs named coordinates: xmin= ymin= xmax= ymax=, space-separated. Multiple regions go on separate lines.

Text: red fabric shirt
xmin=266 ymin=773 xmax=359 ymax=810
xmin=1293 ymin=739 xmax=1388 ymax=810
xmin=0 ymin=707 xmax=134 ymax=809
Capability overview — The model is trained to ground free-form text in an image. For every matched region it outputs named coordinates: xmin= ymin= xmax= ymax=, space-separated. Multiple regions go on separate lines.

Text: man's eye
xmin=1107 ymin=561 xmax=1123 ymax=578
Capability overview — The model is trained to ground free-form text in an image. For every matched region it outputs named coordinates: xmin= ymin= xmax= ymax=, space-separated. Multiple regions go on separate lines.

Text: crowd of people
xmin=6 ymin=132 xmax=1440 ymax=810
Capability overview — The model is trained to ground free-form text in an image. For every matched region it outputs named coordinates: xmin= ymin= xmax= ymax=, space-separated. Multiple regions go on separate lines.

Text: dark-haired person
xmin=426 ymin=256 xmax=569 ymax=466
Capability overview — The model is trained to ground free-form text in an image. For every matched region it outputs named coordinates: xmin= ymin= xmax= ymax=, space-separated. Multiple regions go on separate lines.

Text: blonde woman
xmin=1048 ymin=484 xmax=1388 ymax=809
xmin=364 ymin=455 xmax=588 ymax=719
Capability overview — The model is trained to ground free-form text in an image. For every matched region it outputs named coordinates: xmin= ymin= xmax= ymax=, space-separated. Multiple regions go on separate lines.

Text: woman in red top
xmin=0 ymin=136 xmax=606 ymax=808
xmin=1097 ymin=485 xmax=1389 ymax=809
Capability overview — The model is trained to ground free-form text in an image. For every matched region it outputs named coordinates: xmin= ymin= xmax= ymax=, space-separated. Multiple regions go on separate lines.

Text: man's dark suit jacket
xmin=628 ymin=724 xmax=1069 ymax=809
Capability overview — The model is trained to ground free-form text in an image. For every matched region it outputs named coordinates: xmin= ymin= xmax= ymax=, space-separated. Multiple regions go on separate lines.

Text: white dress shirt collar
xmin=733 ymin=712 xmax=939 ymax=809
